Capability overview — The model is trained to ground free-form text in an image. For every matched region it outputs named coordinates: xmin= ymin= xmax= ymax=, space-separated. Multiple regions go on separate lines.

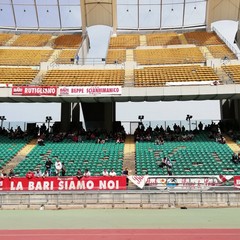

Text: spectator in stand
xmin=232 ymin=152 xmax=239 ymax=164
xmin=55 ymin=159 xmax=62 ymax=176
xmin=26 ymin=170 xmax=34 ymax=179
xmin=61 ymin=162 xmax=66 ymax=176
xmin=42 ymin=170 xmax=49 ymax=178
xmin=109 ymin=168 xmax=117 ymax=177
xmin=0 ymin=170 xmax=7 ymax=179
xmin=34 ymin=168 xmax=42 ymax=177
xmin=45 ymin=158 xmax=53 ymax=176
xmin=8 ymin=169 xmax=15 ymax=179
xmin=83 ymin=169 xmax=91 ymax=177
xmin=122 ymin=167 xmax=129 ymax=186
xmin=102 ymin=168 xmax=109 ymax=176
xmin=159 ymin=157 xmax=169 ymax=168
xmin=76 ymin=169 xmax=83 ymax=179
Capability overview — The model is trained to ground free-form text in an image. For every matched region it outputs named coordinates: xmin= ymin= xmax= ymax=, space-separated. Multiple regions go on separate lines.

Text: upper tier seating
xmin=42 ymin=69 xmax=125 ymax=86
xmin=0 ymin=49 xmax=53 ymax=66
xmin=222 ymin=65 xmax=240 ymax=83
xmin=184 ymin=31 xmax=224 ymax=45
xmin=134 ymin=65 xmax=219 ymax=87
xmin=14 ymin=140 xmax=124 ymax=177
xmin=12 ymin=34 xmax=52 ymax=47
xmin=0 ymin=67 xmax=39 ymax=85
xmin=135 ymin=132 xmax=239 ymax=176
xmin=146 ymin=32 xmax=181 ymax=46
xmin=207 ymin=45 xmax=237 ymax=60
xmin=53 ymin=35 xmax=82 ymax=49
xmin=0 ymin=33 xmax=14 ymax=46
xmin=134 ymin=47 xmax=205 ymax=65
xmin=109 ymin=34 xmax=140 ymax=49
xmin=55 ymin=50 xmax=77 ymax=64
xmin=106 ymin=49 xmax=126 ymax=64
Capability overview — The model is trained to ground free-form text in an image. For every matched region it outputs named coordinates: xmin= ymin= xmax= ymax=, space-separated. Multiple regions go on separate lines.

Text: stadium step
xmin=123 ymin=135 xmax=136 ymax=175
xmin=32 ymin=69 xmax=48 ymax=85
xmin=178 ymin=34 xmax=188 ymax=44
xmin=4 ymin=138 xmax=38 ymax=173
xmin=225 ymin=135 xmax=240 ymax=153
xmin=140 ymin=35 xmax=147 ymax=46
xmin=126 ymin=49 xmax=134 ymax=61
xmin=199 ymin=46 xmax=214 ymax=59
xmin=5 ymin=35 xmax=19 ymax=46
xmin=48 ymin=49 xmax=62 ymax=63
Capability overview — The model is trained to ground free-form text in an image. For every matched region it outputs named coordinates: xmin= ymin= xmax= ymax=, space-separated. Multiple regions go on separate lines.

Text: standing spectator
xmin=61 ymin=162 xmax=66 ymax=176
xmin=122 ymin=167 xmax=129 ymax=186
xmin=102 ymin=168 xmax=109 ymax=176
xmin=109 ymin=168 xmax=116 ymax=177
xmin=55 ymin=159 xmax=62 ymax=176
xmin=45 ymin=158 xmax=53 ymax=176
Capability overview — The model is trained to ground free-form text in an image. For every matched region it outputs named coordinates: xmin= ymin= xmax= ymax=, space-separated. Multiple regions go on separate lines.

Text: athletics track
xmin=0 ymin=209 xmax=240 ymax=240
xmin=1 ymin=229 xmax=240 ymax=240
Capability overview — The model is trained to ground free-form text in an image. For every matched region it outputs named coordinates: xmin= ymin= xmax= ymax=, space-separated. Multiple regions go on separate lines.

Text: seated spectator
xmin=232 ymin=153 xmax=238 ymax=164
xmin=109 ymin=168 xmax=117 ymax=177
xmin=102 ymin=168 xmax=109 ymax=176
xmin=83 ymin=168 xmax=91 ymax=177
xmin=38 ymin=136 xmax=45 ymax=146
xmin=8 ymin=169 xmax=15 ymax=179
xmin=159 ymin=157 xmax=173 ymax=169
xmin=0 ymin=170 xmax=7 ymax=179
xmin=34 ymin=168 xmax=42 ymax=177
xmin=76 ymin=169 xmax=83 ymax=179
xmin=42 ymin=170 xmax=49 ymax=178
xmin=26 ymin=170 xmax=34 ymax=179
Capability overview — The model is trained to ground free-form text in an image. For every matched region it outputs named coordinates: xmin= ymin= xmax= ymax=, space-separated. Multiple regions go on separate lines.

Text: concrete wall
xmin=1 ymin=191 xmax=240 ymax=210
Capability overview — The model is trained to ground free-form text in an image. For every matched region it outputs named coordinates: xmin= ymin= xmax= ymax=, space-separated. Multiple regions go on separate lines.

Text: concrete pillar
xmin=60 ymin=103 xmax=71 ymax=132
xmin=81 ymin=102 xmax=116 ymax=131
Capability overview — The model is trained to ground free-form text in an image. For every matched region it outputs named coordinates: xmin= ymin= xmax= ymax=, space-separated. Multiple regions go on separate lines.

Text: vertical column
xmin=60 ymin=103 xmax=71 ymax=132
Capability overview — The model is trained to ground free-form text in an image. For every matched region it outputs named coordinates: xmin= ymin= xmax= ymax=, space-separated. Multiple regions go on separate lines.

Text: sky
xmin=0 ymin=2 xmax=239 ymax=129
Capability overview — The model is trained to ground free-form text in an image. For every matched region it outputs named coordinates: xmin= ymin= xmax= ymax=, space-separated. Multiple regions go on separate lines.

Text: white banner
xmin=59 ymin=86 xmax=122 ymax=96
xmin=128 ymin=175 xmax=234 ymax=190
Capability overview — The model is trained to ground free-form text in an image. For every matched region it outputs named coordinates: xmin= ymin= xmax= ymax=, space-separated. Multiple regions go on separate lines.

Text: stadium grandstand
xmin=1 ymin=0 xmax=240 ymax=208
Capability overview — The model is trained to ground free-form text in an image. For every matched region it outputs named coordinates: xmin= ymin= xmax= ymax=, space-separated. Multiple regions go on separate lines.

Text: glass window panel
xmin=14 ymin=5 xmax=38 ymax=28
xmin=162 ymin=0 xmax=184 ymax=3
xmin=13 ymin=0 xmax=34 ymax=4
xmin=37 ymin=6 xmax=60 ymax=29
xmin=59 ymin=0 xmax=81 ymax=4
xmin=0 ymin=4 xmax=15 ymax=27
xmin=117 ymin=0 xmax=137 ymax=4
xmin=184 ymin=1 xmax=206 ymax=26
xmin=139 ymin=4 xmax=160 ymax=29
xmin=1 ymin=0 xmax=11 ymax=3
xmin=117 ymin=4 xmax=138 ymax=29
xmin=36 ymin=0 xmax=58 ymax=5
xmin=139 ymin=0 xmax=160 ymax=4
xmin=161 ymin=4 xmax=184 ymax=28
xmin=60 ymin=5 xmax=81 ymax=28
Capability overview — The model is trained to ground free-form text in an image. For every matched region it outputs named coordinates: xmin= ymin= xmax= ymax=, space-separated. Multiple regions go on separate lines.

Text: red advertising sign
xmin=0 ymin=176 xmax=126 ymax=191
xmin=234 ymin=176 xmax=240 ymax=188
xmin=12 ymin=86 xmax=57 ymax=96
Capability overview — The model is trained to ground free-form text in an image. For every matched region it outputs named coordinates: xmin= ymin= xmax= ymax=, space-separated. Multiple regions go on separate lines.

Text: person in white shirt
xmin=83 ymin=168 xmax=91 ymax=177
xmin=109 ymin=168 xmax=116 ymax=177
xmin=55 ymin=159 xmax=62 ymax=176
xmin=102 ymin=168 xmax=109 ymax=176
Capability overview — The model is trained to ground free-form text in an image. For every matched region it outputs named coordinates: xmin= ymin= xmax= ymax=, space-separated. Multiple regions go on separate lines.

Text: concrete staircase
xmin=126 ymin=49 xmax=134 ymax=62
xmin=123 ymin=135 xmax=136 ymax=175
xmin=178 ymin=34 xmax=188 ymax=44
xmin=199 ymin=46 xmax=214 ymax=60
xmin=225 ymin=135 xmax=240 ymax=153
xmin=5 ymin=35 xmax=19 ymax=46
xmin=4 ymin=139 xmax=37 ymax=173
xmin=48 ymin=49 xmax=62 ymax=63
xmin=31 ymin=69 xmax=48 ymax=85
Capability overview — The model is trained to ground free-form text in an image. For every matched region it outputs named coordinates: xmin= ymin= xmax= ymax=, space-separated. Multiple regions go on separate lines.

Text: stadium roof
xmin=0 ymin=0 xmax=208 ymax=31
